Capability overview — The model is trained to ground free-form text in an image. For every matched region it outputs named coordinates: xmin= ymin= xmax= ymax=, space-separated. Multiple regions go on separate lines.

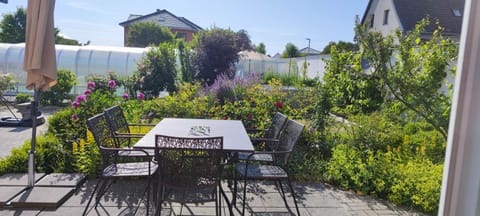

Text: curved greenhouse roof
xmin=0 ymin=43 xmax=147 ymax=94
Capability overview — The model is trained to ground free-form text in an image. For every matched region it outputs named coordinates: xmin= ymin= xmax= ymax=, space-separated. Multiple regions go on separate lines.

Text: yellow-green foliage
xmin=72 ymin=131 xmax=101 ymax=176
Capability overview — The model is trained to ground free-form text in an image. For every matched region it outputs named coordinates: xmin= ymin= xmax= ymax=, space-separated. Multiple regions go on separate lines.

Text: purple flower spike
xmin=87 ymin=81 xmax=96 ymax=89
xmin=137 ymin=92 xmax=145 ymax=100
xmin=76 ymin=94 xmax=87 ymax=103
xmin=84 ymin=89 xmax=92 ymax=95
xmin=71 ymin=100 xmax=80 ymax=108
xmin=108 ymin=80 xmax=116 ymax=89
xmin=122 ymin=93 xmax=129 ymax=100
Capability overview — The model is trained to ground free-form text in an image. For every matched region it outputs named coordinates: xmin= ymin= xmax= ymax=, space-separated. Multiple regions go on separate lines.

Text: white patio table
xmin=133 ymin=118 xmax=254 ymax=152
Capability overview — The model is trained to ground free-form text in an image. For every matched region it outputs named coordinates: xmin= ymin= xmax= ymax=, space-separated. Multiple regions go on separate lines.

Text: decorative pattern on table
xmin=188 ymin=125 xmax=211 ymax=136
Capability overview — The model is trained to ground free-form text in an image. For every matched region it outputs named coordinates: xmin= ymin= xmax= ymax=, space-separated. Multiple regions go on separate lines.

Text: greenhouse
xmin=0 ymin=43 xmax=147 ymax=95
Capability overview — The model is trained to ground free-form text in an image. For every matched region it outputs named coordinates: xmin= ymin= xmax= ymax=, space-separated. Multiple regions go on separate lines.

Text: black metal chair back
xmin=265 ymin=112 xmax=288 ymax=140
xmin=274 ymin=119 xmax=305 ymax=166
xmin=86 ymin=113 xmax=119 ymax=167
xmin=104 ymin=105 xmax=131 ymax=146
xmin=154 ymin=135 xmax=225 ymax=215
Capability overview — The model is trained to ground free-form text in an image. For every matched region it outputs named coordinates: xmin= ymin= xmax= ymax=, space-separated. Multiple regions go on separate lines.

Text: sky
xmin=1 ymin=0 xmax=369 ymax=55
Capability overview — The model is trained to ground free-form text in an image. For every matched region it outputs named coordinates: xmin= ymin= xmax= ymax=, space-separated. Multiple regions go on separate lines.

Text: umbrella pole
xmin=28 ymin=89 xmax=40 ymax=187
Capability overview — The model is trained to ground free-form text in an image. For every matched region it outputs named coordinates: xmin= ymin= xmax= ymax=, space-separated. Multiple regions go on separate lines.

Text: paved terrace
xmin=0 ymin=106 xmax=422 ymax=215
xmin=0 ymin=179 xmax=422 ymax=216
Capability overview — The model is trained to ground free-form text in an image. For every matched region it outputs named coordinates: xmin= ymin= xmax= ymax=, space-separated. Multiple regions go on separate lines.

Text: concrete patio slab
xmin=9 ymin=186 xmax=75 ymax=209
xmin=35 ymin=173 xmax=86 ymax=187
xmin=0 ymin=173 xmax=46 ymax=186
xmin=0 ymin=186 xmax=26 ymax=208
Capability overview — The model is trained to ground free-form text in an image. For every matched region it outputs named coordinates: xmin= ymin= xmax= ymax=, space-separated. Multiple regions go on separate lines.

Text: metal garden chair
xmin=234 ymin=119 xmax=305 ymax=216
xmin=237 ymin=112 xmax=288 ymax=163
xmin=104 ymin=105 xmax=155 ymax=157
xmin=154 ymin=134 xmax=229 ymax=216
xmin=82 ymin=113 xmax=158 ymax=216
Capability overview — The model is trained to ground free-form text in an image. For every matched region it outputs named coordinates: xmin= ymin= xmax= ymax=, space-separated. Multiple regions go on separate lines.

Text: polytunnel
xmin=0 ymin=43 xmax=147 ymax=95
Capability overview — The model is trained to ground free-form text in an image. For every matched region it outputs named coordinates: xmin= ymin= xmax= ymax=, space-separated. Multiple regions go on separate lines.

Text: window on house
xmin=383 ymin=9 xmax=390 ymax=25
xmin=176 ymin=32 xmax=187 ymax=40
xmin=370 ymin=14 xmax=375 ymax=28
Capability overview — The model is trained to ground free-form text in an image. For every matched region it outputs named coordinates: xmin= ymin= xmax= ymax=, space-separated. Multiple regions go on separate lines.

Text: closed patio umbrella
xmin=23 ymin=0 xmax=57 ymax=187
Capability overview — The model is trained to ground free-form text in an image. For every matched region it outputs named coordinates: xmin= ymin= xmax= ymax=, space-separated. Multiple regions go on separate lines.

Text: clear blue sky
xmin=1 ymin=0 xmax=369 ymax=55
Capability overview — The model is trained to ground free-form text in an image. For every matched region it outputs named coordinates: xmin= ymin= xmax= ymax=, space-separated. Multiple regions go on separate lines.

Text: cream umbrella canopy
xmin=23 ymin=0 xmax=57 ymax=187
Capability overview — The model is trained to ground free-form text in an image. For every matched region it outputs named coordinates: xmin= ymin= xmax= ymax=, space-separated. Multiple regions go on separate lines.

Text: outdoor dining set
xmin=83 ymin=105 xmax=305 ymax=216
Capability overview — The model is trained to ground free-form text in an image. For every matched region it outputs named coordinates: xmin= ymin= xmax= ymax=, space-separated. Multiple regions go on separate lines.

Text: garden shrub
xmin=389 ymin=159 xmax=443 ymax=214
xmin=32 ymin=134 xmax=66 ymax=173
xmin=15 ymin=93 xmax=31 ymax=103
xmin=0 ymin=134 xmax=66 ymax=175
xmin=41 ymin=69 xmax=76 ymax=106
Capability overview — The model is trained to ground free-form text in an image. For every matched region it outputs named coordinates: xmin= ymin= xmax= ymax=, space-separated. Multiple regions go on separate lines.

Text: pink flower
xmin=246 ymin=114 xmax=252 ymax=121
xmin=71 ymin=100 xmax=80 ymax=108
xmin=84 ymin=89 xmax=92 ymax=95
xmin=87 ymin=82 xmax=96 ymax=89
xmin=108 ymin=80 xmax=116 ymax=89
xmin=137 ymin=92 xmax=145 ymax=100
xmin=76 ymin=95 xmax=87 ymax=103
xmin=275 ymin=101 xmax=283 ymax=109
xmin=223 ymin=116 xmax=228 ymax=120
xmin=71 ymin=114 xmax=78 ymax=121
xmin=122 ymin=93 xmax=129 ymax=100
xmin=140 ymin=76 xmax=145 ymax=83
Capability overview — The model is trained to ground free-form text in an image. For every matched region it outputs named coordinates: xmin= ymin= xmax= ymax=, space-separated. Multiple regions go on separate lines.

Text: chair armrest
xmin=245 ymin=150 xmax=292 ymax=160
xmin=114 ymin=132 xmax=145 ymax=138
xmin=99 ymin=146 xmax=152 ymax=157
xmin=251 ymin=138 xmax=279 ymax=151
xmin=246 ymin=128 xmax=267 ymax=135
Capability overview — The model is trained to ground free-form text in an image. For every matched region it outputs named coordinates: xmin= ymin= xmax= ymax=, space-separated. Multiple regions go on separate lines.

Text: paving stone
xmin=35 ymin=173 xmax=86 ymax=188
xmin=0 ymin=173 xmax=46 ymax=186
xmin=0 ymin=209 xmax=41 ymax=216
xmin=9 ymin=186 xmax=75 ymax=209
xmin=306 ymin=207 xmax=349 ymax=216
xmin=0 ymin=186 xmax=26 ymax=208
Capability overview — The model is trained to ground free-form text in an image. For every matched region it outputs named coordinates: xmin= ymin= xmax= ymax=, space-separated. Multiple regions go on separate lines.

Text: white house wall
xmin=367 ymin=0 xmax=403 ymax=35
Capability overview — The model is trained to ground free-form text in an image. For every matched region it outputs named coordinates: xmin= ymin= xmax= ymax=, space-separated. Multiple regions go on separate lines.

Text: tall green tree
xmin=235 ymin=29 xmax=252 ymax=51
xmin=126 ymin=22 xmax=175 ymax=47
xmin=321 ymin=41 xmax=359 ymax=54
xmin=0 ymin=7 xmax=80 ymax=45
xmin=256 ymin=42 xmax=266 ymax=54
xmin=134 ymin=43 xmax=177 ymax=98
xmin=319 ymin=46 xmax=384 ymax=116
xmin=356 ymin=19 xmax=458 ymax=139
xmin=177 ymin=39 xmax=194 ymax=82
xmin=0 ymin=8 xmax=26 ymax=43
xmin=281 ymin=43 xmax=301 ymax=58
xmin=191 ymin=27 xmax=242 ymax=85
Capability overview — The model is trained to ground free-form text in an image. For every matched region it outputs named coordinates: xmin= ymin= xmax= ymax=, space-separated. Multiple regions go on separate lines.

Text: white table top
xmin=133 ymin=118 xmax=254 ymax=152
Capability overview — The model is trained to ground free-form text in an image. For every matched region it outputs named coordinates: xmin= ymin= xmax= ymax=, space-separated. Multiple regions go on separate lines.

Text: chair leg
xmin=220 ymin=183 xmax=233 ymax=216
xmin=232 ymin=167 xmax=238 ymax=207
xmin=278 ymin=180 xmax=290 ymax=209
xmin=216 ymin=188 xmax=220 ymax=216
xmin=82 ymin=179 xmax=101 ymax=216
xmin=242 ymin=176 xmax=248 ymax=216
xmin=94 ymin=179 xmax=110 ymax=208
xmin=144 ymin=176 xmax=152 ymax=216
xmin=286 ymin=177 xmax=301 ymax=216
